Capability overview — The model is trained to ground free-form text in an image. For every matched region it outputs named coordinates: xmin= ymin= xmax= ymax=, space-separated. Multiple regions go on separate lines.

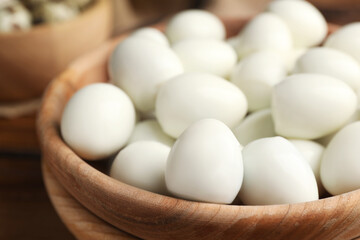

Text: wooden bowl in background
xmin=0 ymin=0 xmax=113 ymax=103
xmin=38 ymin=18 xmax=360 ymax=240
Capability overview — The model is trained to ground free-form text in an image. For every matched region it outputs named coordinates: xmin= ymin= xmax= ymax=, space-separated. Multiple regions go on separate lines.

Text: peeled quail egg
xmin=230 ymin=50 xmax=287 ymax=111
xmin=61 ymin=83 xmax=136 ymax=160
xmin=233 ymin=109 xmax=276 ymax=146
xmin=321 ymin=121 xmax=360 ymax=195
xmin=172 ymin=38 xmax=237 ymax=78
xmin=165 ymin=9 xmax=225 ymax=43
xmin=128 ymin=120 xmax=175 ymax=147
xmin=130 ymin=27 xmax=169 ymax=46
xmin=325 ymin=22 xmax=360 ymax=65
xmin=239 ymin=136 xmax=319 ymax=205
xmin=109 ymin=37 xmax=183 ymax=113
xmin=165 ymin=119 xmax=243 ymax=204
xmin=267 ymin=0 xmax=327 ymax=48
xmin=110 ymin=141 xmax=170 ymax=195
xmin=156 ymin=72 xmax=248 ymax=138
xmin=289 ymin=139 xmax=325 ymax=195
xmin=235 ymin=12 xmax=293 ymax=58
xmin=272 ymin=73 xmax=357 ymax=139
xmin=294 ymin=47 xmax=360 ymax=91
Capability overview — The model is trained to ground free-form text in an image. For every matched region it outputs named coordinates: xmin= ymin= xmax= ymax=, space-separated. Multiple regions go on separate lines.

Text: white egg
xmin=156 ymin=72 xmax=248 ymax=138
xmin=325 ymin=22 xmax=360 ymax=64
xmin=165 ymin=119 xmax=243 ymax=204
xmin=128 ymin=120 xmax=175 ymax=147
xmin=293 ymin=47 xmax=360 ymax=91
xmin=165 ymin=9 xmax=225 ymax=43
xmin=267 ymin=0 xmax=327 ymax=48
xmin=61 ymin=83 xmax=135 ymax=160
xmin=172 ymin=39 xmax=237 ymax=78
xmin=233 ymin=109 xmax=276 ymax=146
xmin=272 ymin=73 xmax=357 ymax=139
xmin=235 ymin=13 xmax=293 ymax=58
xmin=110 ymin=141 xmax=170 ymax=195
xmin=130 ymin=27 xmax=169 ymax=46
xmin=108 ymin=37 xmax=183 ymax=113
xmin=321 ymin=121 xmax=360 ymax=195
xmin=289 ymin=139 xmax=325 ymax=196
xmin=239 ymin=137 xmax=319 ymax=205
xmin=230 ymin=51 xmax=287 ymax=111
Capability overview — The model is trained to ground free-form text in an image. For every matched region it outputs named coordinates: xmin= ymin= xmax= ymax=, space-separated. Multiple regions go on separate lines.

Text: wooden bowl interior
xmin=38 ymin=18 xmax=360 ymax=240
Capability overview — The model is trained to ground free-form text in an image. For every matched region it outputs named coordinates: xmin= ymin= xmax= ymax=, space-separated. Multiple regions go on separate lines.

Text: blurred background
xmin=1 ymin=0 xmax=359 ymax=239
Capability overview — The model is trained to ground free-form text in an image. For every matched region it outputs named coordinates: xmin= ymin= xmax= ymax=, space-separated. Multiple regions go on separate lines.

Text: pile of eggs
xmin=60 ymin=0 xmax=360 ymax=205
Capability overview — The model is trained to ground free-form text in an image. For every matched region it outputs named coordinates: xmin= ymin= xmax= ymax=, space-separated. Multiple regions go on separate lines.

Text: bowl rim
xmin=37 ymin=17 xmax=360 ymax=239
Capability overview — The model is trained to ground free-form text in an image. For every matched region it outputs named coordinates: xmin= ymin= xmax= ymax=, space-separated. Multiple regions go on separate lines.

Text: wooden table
xmin=0 ymin=153 xmax=75 ymax=239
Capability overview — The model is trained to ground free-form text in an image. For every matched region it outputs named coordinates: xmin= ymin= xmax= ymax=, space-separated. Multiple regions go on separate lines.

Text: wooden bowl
xmin=38 ymin=18 xmax=360 ymax=240
xmin=0 ymin=0 xmax=112 ymax=103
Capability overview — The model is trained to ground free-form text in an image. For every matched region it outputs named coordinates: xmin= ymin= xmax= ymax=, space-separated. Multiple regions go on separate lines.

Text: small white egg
xmin=235 ymin=12 xmax=293 ymax=58
xmin=233 ymin=109 xmax=276 ymax=146
xmin=172 ymin=39 xmax=237 ymax=78
xmin=325 ymin=22 xmax=360 ymax=64
xmin=109 ymin=37 xmax=183 ymax=113
xmin=293 ymin=47 xmax=360 ymax=91
xmin=230 ymin=51 xmax=287 ymax=111
xmin=110 ymin=141 xmax=170 ymax=195
xmin=321 ymin=121 xmax=360 ymax=195
xmin=165 ymin=119 xmax=243 ymax=204
xmin=130 ymin=27 xmax=169 ymax=46
xmin=272 ymin=74 xmax=357 ymax=139
xmin=128 ymin=120 xmax=175 ymax=147
xmin=267 ymin=0 xmax=327 ymax=48
xmin=239 ymin=137 xmax=319 ymax=205
xmin=289 ymin=139 xmax=325 ymax=196
xmin=61 ymin=83 xmax=136 ymax=160
xmin=156 ymin=72 xmax=248 ymax=138
xmin=165 ymin=9 xmax=225 ymax=43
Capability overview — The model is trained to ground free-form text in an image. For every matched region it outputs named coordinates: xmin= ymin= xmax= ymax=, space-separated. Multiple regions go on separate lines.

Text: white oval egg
xmin=239 ymin=136 xmax=319 ymax=205
xmin=293 ymin=47 xmax=360 ymax=91
xmin=156 ymin=72 xmax=248 ymax=138
xmin=226 ymin=36 xmax=240 ymax=50
xmin=130 ymin=27 xmax=169 ymax=46
xmin=267 ymin=0 xmax=327 ymax=48
xmin=325 ymin=22 xmax=360 ymax=64
xmin=108 ymin=37 xmax=183 ymax=113
xmin=230 ymin=51 xmax=287 ymax=111
xmin=321 ymin=121 xmax=360 ymax=195
xmin=235 ymin=12 xmax=293 ymax=58
xmin=165 ymin=9 xmax=225 ymax=43
xmin=289 ymin=139 xmax=325 ymax=196
xmin=61 ymin=83 xmax=136 ymax=160
xmin=128 ymin=119 xmax=175 ymax=147
xmin=272 ymin=73 xmax=357 ymax=139
xmin=233 ymin=109 xmax=276 ymax=146
xmin=172 ymin=39 xmax=237 ymax=78
xmin=110 ymin=141 xmax=170 ymax=195
xmin=165 ymin=119 xmax=243 ymax=204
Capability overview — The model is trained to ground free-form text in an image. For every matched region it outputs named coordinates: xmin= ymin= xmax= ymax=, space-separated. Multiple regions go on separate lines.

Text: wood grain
xmin=42 ymin=160 xmax=139 ymax=240
xmin=0 ymin=0 xmax=113 ymax=103
xmin=38 ymin=19 xmax=360 ymax=240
